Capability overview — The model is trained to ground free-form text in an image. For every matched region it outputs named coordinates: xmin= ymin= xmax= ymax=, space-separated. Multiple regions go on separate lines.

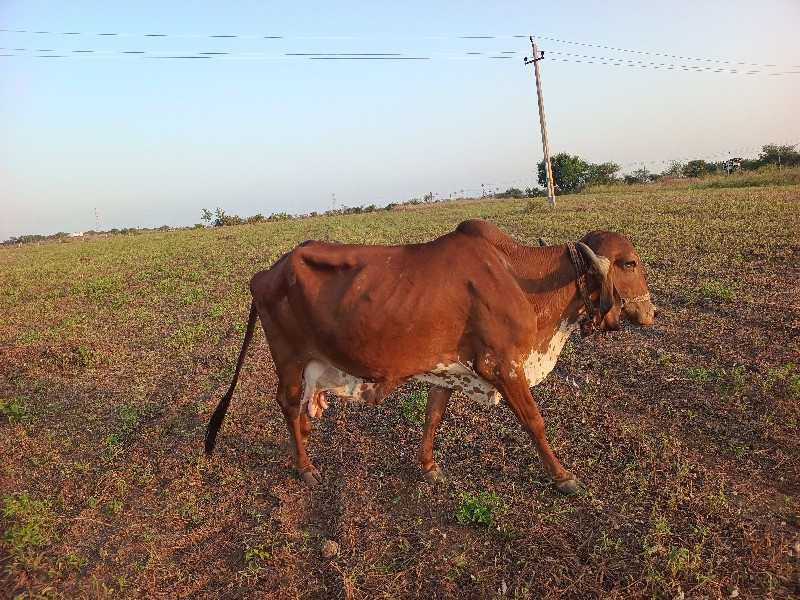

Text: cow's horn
xmin=576 ymin=242 xmax=610 ymax=277
xmin=538 ymin=237 xmax=548 ymax=247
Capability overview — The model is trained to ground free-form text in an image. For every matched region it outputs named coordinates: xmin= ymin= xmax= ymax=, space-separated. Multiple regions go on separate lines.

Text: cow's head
xmin=576 ymin=231 xmax=656 ymax=331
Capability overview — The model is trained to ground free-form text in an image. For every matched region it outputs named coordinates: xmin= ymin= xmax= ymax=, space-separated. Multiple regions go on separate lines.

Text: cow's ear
xmin=597 ymin=273 xmax=614 ymax=315
xmin=599 ymin=287 xmax=621 ymax=331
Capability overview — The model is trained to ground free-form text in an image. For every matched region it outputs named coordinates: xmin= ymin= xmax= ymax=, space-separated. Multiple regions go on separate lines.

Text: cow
xmin=205 ymin=219 xmax=655 ymax=494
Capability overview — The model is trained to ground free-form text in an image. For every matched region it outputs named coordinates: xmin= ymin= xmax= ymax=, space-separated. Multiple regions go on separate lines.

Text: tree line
xmin=537 ymin=143 xmax=800 ymax=194
xmin=5 ymin=144 xmax=798 ymax=243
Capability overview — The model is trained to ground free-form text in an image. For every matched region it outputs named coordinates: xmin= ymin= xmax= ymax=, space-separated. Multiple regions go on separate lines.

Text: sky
xmin=1 ymin=1 xmax=799 ymax=240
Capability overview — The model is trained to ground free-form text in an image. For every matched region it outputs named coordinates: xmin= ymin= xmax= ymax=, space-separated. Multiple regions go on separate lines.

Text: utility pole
xmin=525 ymin=37 xmax=555 ymax=208
xmin=94 ymin=208 xmax=101 ymax=231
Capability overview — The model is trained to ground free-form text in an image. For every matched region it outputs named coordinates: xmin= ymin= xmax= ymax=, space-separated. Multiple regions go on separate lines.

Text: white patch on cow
xmin=522 ymin=319 xmax=577 ymax=386
xmin=301 ymin=359 xmax=378 ymax=418
xmin=301 ymin=324 xmax=574 ymax=420
xmin=412 ymin=363 xmax=501 ymax=408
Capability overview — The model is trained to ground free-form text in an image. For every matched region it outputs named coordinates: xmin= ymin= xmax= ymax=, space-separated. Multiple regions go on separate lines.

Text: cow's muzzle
xmin=621 ymin=295 xmax=656 ymax=326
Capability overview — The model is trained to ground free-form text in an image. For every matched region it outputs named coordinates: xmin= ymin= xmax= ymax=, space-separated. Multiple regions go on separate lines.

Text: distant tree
xmin=201 ymin=208 xmax=213 ymax=224
xmin=757 ymin=144 xmax=800 ymax=169
xmin=622 ymin=167 xmax=661 ymax=184
xmin=496 ymin=187 xmax=525 ymax=199
xmin=209 ymin=207 xmax=244 ymax=226
xmin=524 ymin=187 xmax=546 ymax=197
xmin=247 ymin=213 xmax=266 ymax=224
xmin=586 ymin=161 xmax=620 ymax=186
xmin=537 ymin=153 xmax=618 ymax=193
xmin=662 ymin=160 xmax=685 ymax=178
xmin=538 ymin=152 xmax=590 ymax=194
xmin=682 ymin=160 xmax=717 ymax=178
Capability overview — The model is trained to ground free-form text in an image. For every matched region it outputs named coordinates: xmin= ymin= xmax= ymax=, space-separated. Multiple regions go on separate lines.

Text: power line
xmin=3 ymin=28 xmax=797 ymax=69
xmin=0 ymin=28 xmax=529 ymax=40
xmin=546 ymin=52 xmax=799 ymax=76
xmin=0 ymin=48 xmax=522 ymax=60
xmin=2 ymin=48 xmax=797 ymax=74
xmin=530 ymin=34 xmax=800 ymax=70
xmin=617 ymin=139 xmax=800 ymax=170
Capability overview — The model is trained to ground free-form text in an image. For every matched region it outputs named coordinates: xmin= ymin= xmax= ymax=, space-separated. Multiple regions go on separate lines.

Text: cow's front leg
xmin=488 ymin=366 xmax=584 ymax=495
xmin=418 ymin=385 xmax=453 ymax=484
xmin=275 ymin=380 xmax=321 ymax=485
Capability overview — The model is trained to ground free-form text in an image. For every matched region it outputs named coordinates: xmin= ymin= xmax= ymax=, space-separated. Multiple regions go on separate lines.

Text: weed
xmin=542 ymin=497 xmax=579 ymax=524
xmin=117 ymin=402 xmax=140 ymax=435
xmin=80 ymin=275 xmax=123 ymax=303
xmin=454 ymin=491 xmax=505 ymax=526
xmin=60 ymin=344 xmax=112 ymax=371
xmin=167 ymin=323 xmax=208 ymax=352
xmin=48 ymin=553 xmax=86 ymax=579
xmin=1 ymin=395 xmax=29 ymax=424
xmin=686 ymin=367 xmax=724 ymax=383
xmin=445 ymin=554 xmax=470 ymax=582
xmin=107 ymin=499 xmax=124 ymax=514
xmin=240 ymin=541 xmax=271 ymax=578
xmin=697 ymin=281 xmax=736 ymax=303
xmin=766 ymin=363 xmax=800 ymax=400
xmin=727 ymin=439 xmax=750 ymax=460
xmin=400 ymin=388 xmax=427 ymax=427
xmin=17 ymin=329 xmax=42 ymax=344
xmin=1 ymin=493 xmax=56 ymax=563
xmin=681 ymin=282 xmax=736 ymax=305
xmin=179 ymin=288 xmax=204 ymax=305
xmin=178 ymin=502 xmax=197 ymax=521
xmin=593 ymin=530 xmax=623 ymax=555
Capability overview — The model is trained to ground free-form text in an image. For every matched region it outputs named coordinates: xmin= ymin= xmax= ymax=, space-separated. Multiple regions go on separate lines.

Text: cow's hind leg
xmin=275 ymin=376 xmax=321 ymax=485
xmin=418 ymin=385 xmax=453 ymax=484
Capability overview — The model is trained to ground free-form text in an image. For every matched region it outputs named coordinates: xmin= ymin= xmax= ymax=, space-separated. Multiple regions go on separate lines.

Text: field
xmin=1 ymin=186 xmax=799 ymax=599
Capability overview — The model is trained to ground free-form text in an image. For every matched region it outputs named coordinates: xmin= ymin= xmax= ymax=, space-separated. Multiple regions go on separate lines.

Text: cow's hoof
xmin=553 ymin=477 xmax=585 ymax=495
xmin=300 ymin=467 xmax=322 ymax=486
xmin=423 ymin=465 xmax=444 ymax=485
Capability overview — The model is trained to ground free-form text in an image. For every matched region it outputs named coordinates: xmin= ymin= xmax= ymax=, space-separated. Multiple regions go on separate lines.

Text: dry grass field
xmin=1 ymin=186 xmax=799 ymax=599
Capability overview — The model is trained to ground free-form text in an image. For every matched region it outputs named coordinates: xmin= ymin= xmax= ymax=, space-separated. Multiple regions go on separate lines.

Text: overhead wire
xmin=1 ymin=28 xmax=797 ymax=73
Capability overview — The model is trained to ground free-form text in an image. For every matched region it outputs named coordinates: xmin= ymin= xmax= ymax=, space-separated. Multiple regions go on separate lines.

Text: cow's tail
xmin=205 ymin=301 xmax=259 ymax=455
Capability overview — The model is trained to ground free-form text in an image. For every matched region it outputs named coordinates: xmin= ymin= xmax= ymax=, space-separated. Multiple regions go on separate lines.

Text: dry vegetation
xmin=1 ymin=186 xmax=799 ymax=599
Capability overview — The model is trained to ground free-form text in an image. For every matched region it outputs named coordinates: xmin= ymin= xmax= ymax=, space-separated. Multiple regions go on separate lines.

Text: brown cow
xmin=206 ymin=220 xmax=655 ymax=494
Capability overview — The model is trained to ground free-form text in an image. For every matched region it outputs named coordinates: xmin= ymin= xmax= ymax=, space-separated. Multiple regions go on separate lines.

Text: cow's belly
xmin=411 ymin=364 xmax=501 ymax=407
xmin=301 ymin=320 xmax=575 ymax=417
xmin=301 ymin=359 xmax=501 ymax=417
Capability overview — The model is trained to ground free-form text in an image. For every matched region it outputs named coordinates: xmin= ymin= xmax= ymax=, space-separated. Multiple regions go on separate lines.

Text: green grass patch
xmin=399 ymin=388 xmax=427 ymax=427
xmin=1 ymin=395 xmax=30 ymax=424
xmin=454 ymin=491 xmax=505 ymax=526
xmin=1 ymin=493 xmax=57 ymax=563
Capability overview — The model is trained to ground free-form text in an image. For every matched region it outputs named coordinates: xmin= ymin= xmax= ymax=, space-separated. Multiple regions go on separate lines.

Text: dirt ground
xmin=1 ymin=188 xmax=799 ymax=598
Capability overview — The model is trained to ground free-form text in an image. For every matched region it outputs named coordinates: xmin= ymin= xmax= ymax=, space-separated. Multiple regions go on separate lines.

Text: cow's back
xmin=249 ymin=225 xmax=525 ymax=380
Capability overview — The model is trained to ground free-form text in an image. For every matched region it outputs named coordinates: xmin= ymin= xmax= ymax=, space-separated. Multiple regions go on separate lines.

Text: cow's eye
xmin=624 ymin=260 xmax=637 ymax=269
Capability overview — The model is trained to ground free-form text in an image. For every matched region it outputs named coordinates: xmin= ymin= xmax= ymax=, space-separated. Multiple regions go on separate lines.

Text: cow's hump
xmin=455 ymin=220 xmax=517 ymax=253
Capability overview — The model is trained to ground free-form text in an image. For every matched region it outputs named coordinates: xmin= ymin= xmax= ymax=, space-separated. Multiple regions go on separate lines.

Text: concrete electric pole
xmin=525 ymin=37 xmax=555 ymax=208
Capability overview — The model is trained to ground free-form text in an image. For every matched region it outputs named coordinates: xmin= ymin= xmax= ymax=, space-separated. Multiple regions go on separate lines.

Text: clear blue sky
xmin=2 ymin=1 xmax=799 ymax=239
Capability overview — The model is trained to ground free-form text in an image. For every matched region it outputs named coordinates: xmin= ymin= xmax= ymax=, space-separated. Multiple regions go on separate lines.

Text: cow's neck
xmin=509 ymin=244 xmax=600 ymax=334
